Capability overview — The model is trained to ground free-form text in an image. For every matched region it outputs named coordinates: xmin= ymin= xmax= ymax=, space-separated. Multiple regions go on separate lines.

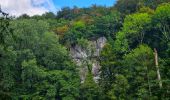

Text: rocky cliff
xmin=70 ymin=37 xmax=107 ymax=83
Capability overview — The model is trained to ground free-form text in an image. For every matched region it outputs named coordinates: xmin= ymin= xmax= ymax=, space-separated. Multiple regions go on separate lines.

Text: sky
xmin=0 ymin=0 xmax=116 ymax=16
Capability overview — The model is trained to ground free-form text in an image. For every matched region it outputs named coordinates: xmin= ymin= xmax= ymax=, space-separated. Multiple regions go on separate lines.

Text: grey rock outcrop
xmin=70 ymin=37 xmax=107 ymax=83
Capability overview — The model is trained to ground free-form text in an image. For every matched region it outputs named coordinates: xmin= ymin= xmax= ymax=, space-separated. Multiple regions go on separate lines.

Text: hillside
xmin=0 ymin=0 xmax=170 ymax=99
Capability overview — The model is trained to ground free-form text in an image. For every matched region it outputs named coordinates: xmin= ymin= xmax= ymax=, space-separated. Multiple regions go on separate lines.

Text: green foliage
xmin=139 ymin=6 xmax=154 ymax=14
xmin=94 ymin=11 xmax=122 ymax=38
xmin=114 ymin=12 xmax=152 ymax=56
xmin=77 ymin=38 xmax=89 ymax=49
xmin=114 ymin=31 xmax=129 ymax=54
xmin=123 ymin=13 xmax=151 ymax=44
xmin=99 ymin=43 xmax=120 ymax=96
xmin=54 ymin=25 xmax=69 ymax=38
xmin=154 ymin=3 xmax=170 ymax=24
xmin=72 ymin=20 xmax=86 ymax=30
xmin=143 ymin=0 xmax=170 ymax=9
xmin=0 ymin=11 xmax=12 ymax=45
xmin=0 ymin=45 xmax=16 ymax=91
xmin=108 ymin=75 xmax=129 ymax=100
xmin=10 ymin=19 xmax=49 ymax=50
xmin=36 ymin=32 xmax=68 ymax=70
xmin=42 ymin=12 xmax=56 ymax=19
xmin=1 ymin=1 xmax=170 ymax=100
xmin=0 ymin=18 xmax=80 ymax=99
xmin=80 ymin=73 xmax=103 ymax=100
xmin=123 ymin=45 xmax=158 ymax=99
xmin=115 ymin=0 xmax=142 ymax=14
xmin=46 ymin=69 xmax=80 ymax=99
xmin=153 ymin=3 xmax=170 ymax=42
xmin=21 ymin=59 xmax=46 ymax=89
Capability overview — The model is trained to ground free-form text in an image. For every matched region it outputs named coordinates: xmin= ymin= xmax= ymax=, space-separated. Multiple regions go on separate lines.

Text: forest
xmin=0 ymin=0 xmax=170 ymax=99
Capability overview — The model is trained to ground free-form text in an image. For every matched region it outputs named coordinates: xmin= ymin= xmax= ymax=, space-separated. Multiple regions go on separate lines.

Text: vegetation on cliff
xmin=0 ymin=0 xmax=170 ymax=99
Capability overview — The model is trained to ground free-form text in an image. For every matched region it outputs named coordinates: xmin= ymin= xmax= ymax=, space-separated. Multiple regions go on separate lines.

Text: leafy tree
xmin=143 ymin=0 xmax=170 ymax=9
xmin=123 ymin=45 xmax=158 ymax=99
xmin=94 ymin=11 xmax=122 ymax=38
xmin=139 ymin=6 xmax=154 ymax=14
xmin=115 ymin=0 xmax=142 ymax=14
xmin=147 ymin=3 xmax=170 ymax=57
xmin=54 ymin=25 xmax=69 ymax=38
xmin=99 ymin=44 xmax=117 ymax=90
xmin=10 ymin=19 xmax=49 ymax=50
xmin=42 ymin=12 xmax=56 ymax=19
xmin=35 ymin=32 xmax=69 ymax=70
xmin=57 ymin=7 xmax=75 ymax=20
xmin=114 ymin=31 xmax=129 ymax=55
xmin=99 ymin=43 xmax=130 ymax=99
xmin=0 ymin=9 xmax=17 ymax=99
xmin=21 ymin=59 xmax=46 ymax=93
xmin=153 ymin=3 xmax=170 ymax=43
xmin=0 ymin=46 xmax=16 ymax=95
xmin=18 ymin=14 xmax=30 ymax=19
xmin=0 ymin=8 xmax=12 ymax=45
xmin=123 ymin=13 xmax=151 ymax=44
xmin=80 ymin=73 xmax=103 ymax=100
xmin=115 ymin=13 xmax=151 ymax=50
xmin=108 ymin=75 xmax=129 ymax=100
xmin=1 ymin=18 xmax=81 ymax=99
xmin=1 ymin=1 xmax=170 ymax=99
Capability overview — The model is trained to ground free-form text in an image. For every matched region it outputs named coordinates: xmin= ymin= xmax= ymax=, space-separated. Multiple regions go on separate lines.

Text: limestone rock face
xmin=70 ymin=37 xmax=107 ymax=83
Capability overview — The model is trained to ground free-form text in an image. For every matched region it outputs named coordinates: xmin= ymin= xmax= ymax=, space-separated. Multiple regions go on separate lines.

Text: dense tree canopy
xmin=0 ymin=0 xmax=170 ymax=99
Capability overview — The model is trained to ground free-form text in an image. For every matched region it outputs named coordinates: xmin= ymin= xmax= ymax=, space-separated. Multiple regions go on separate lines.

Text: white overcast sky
xmin=0 ymin=0 xmax=57 ymax=16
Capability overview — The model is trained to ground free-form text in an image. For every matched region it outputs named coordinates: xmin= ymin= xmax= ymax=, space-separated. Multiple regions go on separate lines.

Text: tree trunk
xmin=154 ymin=48 xmax=162 ymax=89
